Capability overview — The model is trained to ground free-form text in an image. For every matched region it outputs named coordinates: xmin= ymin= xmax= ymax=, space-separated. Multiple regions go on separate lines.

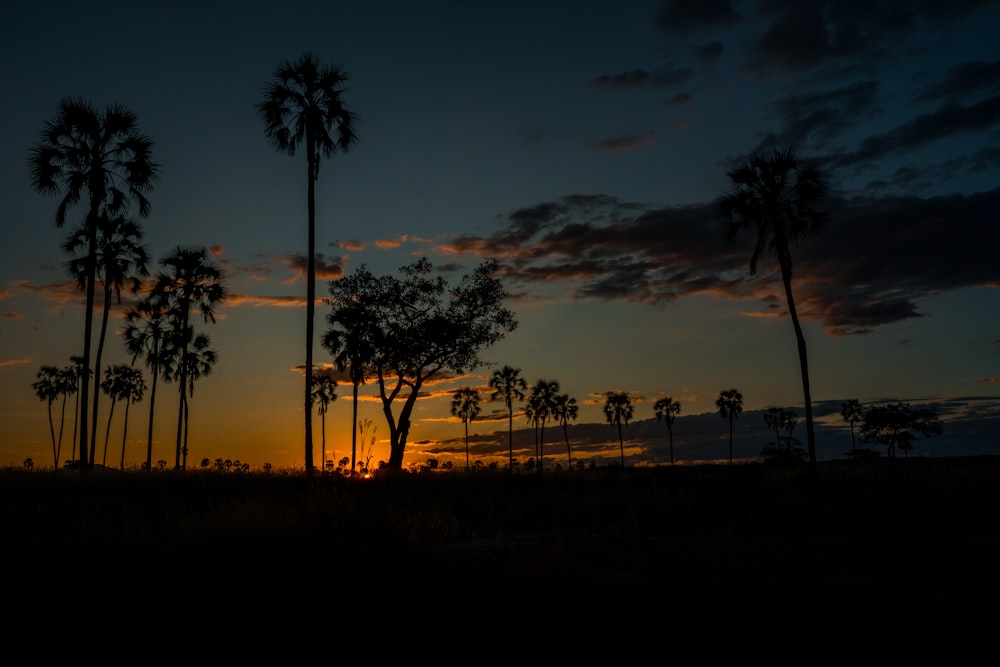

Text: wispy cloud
xmin=587 ymin=131 xmax=657 ymax=154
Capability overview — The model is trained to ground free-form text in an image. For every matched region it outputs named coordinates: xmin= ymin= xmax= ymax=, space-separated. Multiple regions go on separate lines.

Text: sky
xmin=2 ymin=0 xmax=999 ymax=471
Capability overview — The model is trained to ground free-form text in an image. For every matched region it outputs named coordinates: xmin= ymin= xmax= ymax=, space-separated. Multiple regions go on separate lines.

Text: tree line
xmin=27 ymin=51 xmax=942 ymax=474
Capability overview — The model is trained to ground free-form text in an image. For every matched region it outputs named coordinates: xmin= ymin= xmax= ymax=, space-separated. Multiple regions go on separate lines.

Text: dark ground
xmin=3 ymin=457 xmax=998 ymax=655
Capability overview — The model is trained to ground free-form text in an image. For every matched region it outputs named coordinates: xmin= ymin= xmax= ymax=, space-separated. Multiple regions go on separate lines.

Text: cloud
xmin=654 ymin=0 xmax=739 ymax=34
xmin=435 ymin=186 xmax=1000 ymax=336
xmin=592 ymin=66 xmax=692 ymax=91
xmin=281 ymin=253 xmax=344 ymax=285
xmin=980 ymin=378 xmax=1000 ymax=386
xmin=586 ymin=131 xmax=657 ymax=154
xmin=914 ymin=60 xmax=1000 ymax=103
xmin=0 ymin=357 xmax=31 ymax=368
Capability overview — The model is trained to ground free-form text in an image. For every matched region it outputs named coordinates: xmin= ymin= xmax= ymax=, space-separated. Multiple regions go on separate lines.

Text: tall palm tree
xmin=153 ymin=246 xmax=225 ymax=469
xmin=55 ymin=363 xmax=79 ymax=466
xmin=29 ymin=98 xmax=158 ymax=471
xmin=162 ymin=330 xmax=217 ymax=470
xmin=450 ymin=387 xmax=481 ymax=470
xmin=718 ymin=146 xmax=827 ymax=473
xmin=32 ymin=366 xmax=61 ymax=468
xmin=603 ymin=391 xmax=633 ymax=467
xmin=841 ymin=398 xmax=864 ymax=453
xmin=529 ymin=379 xmax=560 ymax=474
xmin=716 ymin=388 xmax=744 ymax=465
xmin=489 ymin=365 xmax=527 ymax=473
xmin=258 ymin=52 xmax=358 ymax=475
xmin=311 ymin=368 xmax=338 ymax=472
xmin=551 ymin=393 xmax=578 ymax=468
xmin=122 ymin=292 xmax=172 ymax=470
xmin=65 ymin=214 xmax=149 ymax=465
xmin=654 ymin=396 xmax=681 ymax=465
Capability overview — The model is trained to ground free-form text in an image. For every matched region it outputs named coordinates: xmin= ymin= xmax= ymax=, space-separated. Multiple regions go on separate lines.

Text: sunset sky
xmin=2 ymin=0 xmax=998 ymax=471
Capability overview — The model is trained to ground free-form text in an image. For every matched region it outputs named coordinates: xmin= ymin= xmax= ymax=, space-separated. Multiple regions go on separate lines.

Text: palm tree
xmin=122 ymin=292 xmax=172 ymax=470
xmin=603 ymin=391 xmax=633 ymax=467
xmin=529 ymin=379 xmax=560 ymax=474
xmin=65 ymin=356 xmax=89 ymax=463
xmin=716 ymin=388 xmax=744 ymax=465
xmin=551 ymin=393 xmax=578 ymax=468
xmin=718 ymin=146 xmax=827 ymax=473
xmin=65 ymin=214 xmax=149 ymax=465
xmin=322 ymin=286 xmax=376 ymax=475
xmin=489 ymin=365 xmax=527 ymax=473
xmin=162 ymin=331 xmax=217 ymax=469
xmin=55 ymin=363 xmax=79 ymax=465
xmin=99 ymin=364 xmax=145 ymax=470
xmin=654 ymin=396 xmax=681 ymax=465
xmin=32 ymin=366 xmax=61 ymax=468
xmin=311 ymin=368 xmax=338 ymax=472
xmin=258 ymin=52 xmax=358 ymax=475
xmin=29 ymin=98 xmax=158 ymax=471
xmin=153 ymin=246 xmax=225 ymax=469
xmin=841 ymin=399 xmax=864 ymax=453
xmin=450 ymin=387 xmax=481 ymax=470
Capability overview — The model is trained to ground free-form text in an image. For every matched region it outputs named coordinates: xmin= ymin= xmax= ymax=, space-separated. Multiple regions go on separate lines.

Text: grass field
xmin=4 ymin=457 xmax=999 ymax=649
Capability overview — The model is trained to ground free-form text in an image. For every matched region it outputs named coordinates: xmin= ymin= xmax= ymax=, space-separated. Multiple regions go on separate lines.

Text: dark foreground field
xmin=4 ymin=457 xmax=999 ymax=651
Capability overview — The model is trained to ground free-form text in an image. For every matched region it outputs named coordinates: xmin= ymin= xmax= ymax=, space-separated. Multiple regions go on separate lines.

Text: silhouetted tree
xmin=716 ymin=388 xmax=743 ymax=465
xmin=529 ymin=379 xmax=560 ymax=474
xmin=552 ymin=393 xmax=578 ymax=468
xmin=326 ymin=257 xmax=515 ymax=470
xmin=603 ymin=391 xmax=633 ymax=467
xmin=489 ymin=365 xmax=527 ymax=473
xmin=450 ymin=387 xmax=481 ymax=470
xmin=322 ymin=266 xmax=378 ymax=474
xmin=29 ymin=98 xmax=158 ymax=470
xmin=840 ymin=399 xmax=864 ymax=453
xmin=65 ymin=356 xmax=88 ymax=463
xmin=860 ymin=402 xmax=943 ymax=459
xmin=761 ymin=407 xmax=804 ymax=464
xmin=162 ymin=330 xmax=217 ymax=469
xmin=66 ymin=214 xmax=149 ymax=465
xmin=104 ymin=364 xmax=145 ymax=470
xmin=653 ymin=396 xmax=681 ymax=465
xmin=32 ymin=366 xmax=61 ymax=468
xmin=153 ymin=246 xmax=224 ymax=469
xmin=719 ymin=147 xmax=827 ymax=473
xmin=122 ymin=293 xmax=172 ymax=470
xmin=258 ymin=52 xmax=358 ymax=475
xmin=311 ymin=368 xmax=338 ymax=471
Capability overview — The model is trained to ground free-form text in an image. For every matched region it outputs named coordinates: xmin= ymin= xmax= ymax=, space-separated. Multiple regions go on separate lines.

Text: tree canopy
xmin=325 ymin=257 xmax=516 ymax=470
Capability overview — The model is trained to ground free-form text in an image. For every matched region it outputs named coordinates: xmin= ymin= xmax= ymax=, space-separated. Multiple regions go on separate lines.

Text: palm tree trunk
xmin=618 ymin=422 xmax=624 ymax=466
xmin=47 ymin=401 xmax=56 ymax=469
xmin=465 ymin=421 xmax=470 ymax=470
xmin=90 ymin=281 xmax=113 ymax=466
xmin=120 ymin=399 xmax=131 ymax=471
xmin=668 ymin=425 xmax=674 ymax=465
xmin=538 ymin=421 xmax=545 ymax=475
xmin=71 ymin=381 xmax=80 ymax=463
xmin=79 ymin=215 xmax=98 ymax=472
xmin=146 ymin=357 xmax=159 ymax=470
xmin=781 ymin=267 xmax=817 ymax=473
xmin=303 ymin=140 xmax=317 ymax=474
xmin=351 ymin=382 xmax=359 ymax=474
xmin=508 ymin=407 xmax=514 ymax=473
xmin=103 ymin=400 xmax=116 ymax=467
xmin=563 ymin=425 xmax=571 ymax=467
xmin=729 ymin=417 xmax=734 ymax=465
xmin=175 ymin=378 xmax=184 ymax=469
xmin=56 ymin=392 xmax=68 ymax=468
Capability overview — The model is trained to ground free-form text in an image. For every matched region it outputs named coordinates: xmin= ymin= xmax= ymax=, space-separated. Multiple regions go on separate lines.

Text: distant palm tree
xmin=840 ymin=399 xmax=864 ymax=452
xmin=122 ymin=292 xmax=172 ymax=470
xmin=153 ymin=246 xmax=225 ymax=469
xmin=654 ymin=396 xmax=681 ymax=465
xmin=551 ymin=393 xmax=578 ymax=468
xmin=718 ymin=146 xmax=827 ymax=473
xmin=55 ymin=363 xmax=79 ymax=465
xmin=311 ymin=368 xmax=338 ymax=472
xmin=100 ymin=364 xmax=131 ymax=467
xmin=162 ymin=331 xmax=217 ymax=469
xmin=450 ymin=387 xmax=481 ymax=470
xmin=65 ymin=356 xmax=89 ymax=463
xmin=258 ymin=52 xmax=358 ymax=475
xmin=716 ymin=388 xmax=744 ymax=465
xmin=65 ymin=214 xmax=149 ymax=465
xmin=603 ymin=391 xmax=633 ymax=467
xmin=322 ymin=280 xmax=376 ymax=475
xmin=103 ymin=365 xmax=145 ymax=471
xmin=32 ymin=366 xmax=61 ymax=468
xmin=489 ymin=365 xmax=527 ymax=473
xmin=29 ymin=98 xmax=158 ymax=470
xmin=529 ymin=379 xmax=560 ymax=473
